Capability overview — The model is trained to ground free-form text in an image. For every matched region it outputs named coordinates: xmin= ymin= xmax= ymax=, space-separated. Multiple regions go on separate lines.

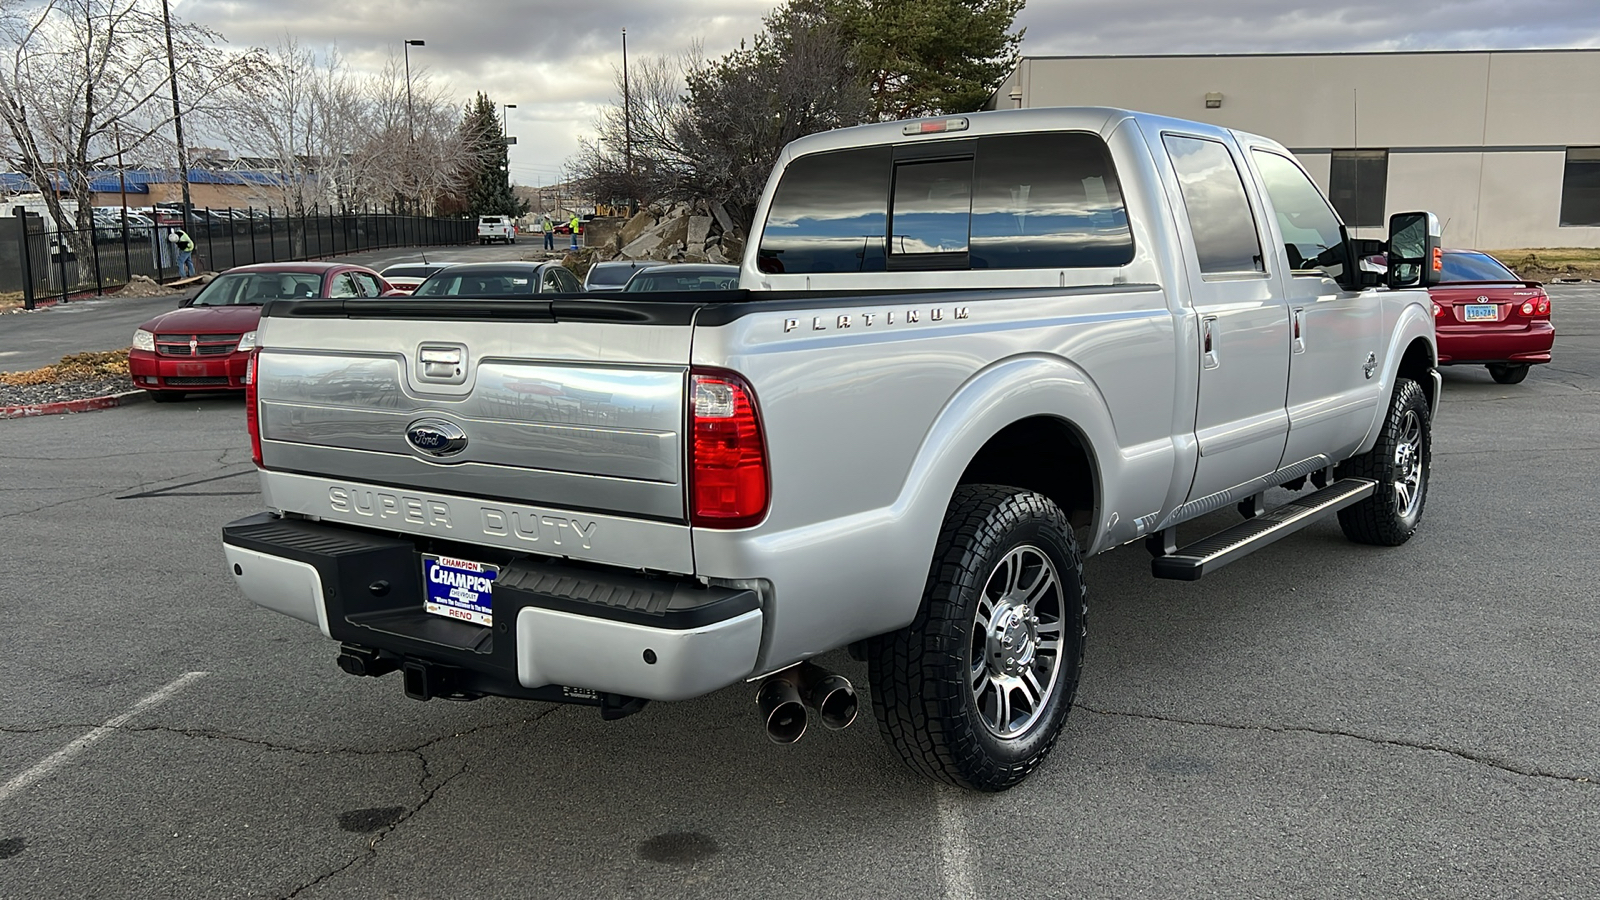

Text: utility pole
xmin=160 ymin=0 xmax=192 ymax=233
xmin=403 ymin=39 xmax=425 ymax=213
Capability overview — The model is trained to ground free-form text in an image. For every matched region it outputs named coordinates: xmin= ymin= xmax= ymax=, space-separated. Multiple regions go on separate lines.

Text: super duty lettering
xmin=223 ymin=107 xmax=1441 ymax=791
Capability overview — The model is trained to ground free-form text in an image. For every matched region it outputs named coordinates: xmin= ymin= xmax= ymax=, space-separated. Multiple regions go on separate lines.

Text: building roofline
xmin=1018 ymin=47 xmax=1600 ymax=61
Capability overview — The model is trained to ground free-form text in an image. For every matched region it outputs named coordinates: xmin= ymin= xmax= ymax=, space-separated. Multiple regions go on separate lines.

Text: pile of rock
xmin=610 ymin=201 xmax=743 ymax=265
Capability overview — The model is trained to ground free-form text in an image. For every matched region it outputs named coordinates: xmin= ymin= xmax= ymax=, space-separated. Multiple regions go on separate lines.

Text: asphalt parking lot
xmin=1 ymin=285 xmax=1596 ymax=899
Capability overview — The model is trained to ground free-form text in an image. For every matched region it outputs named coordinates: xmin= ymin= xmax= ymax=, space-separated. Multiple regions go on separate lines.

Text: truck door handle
xmin=1202 ymin=316 xmax=1219 ymax=369
xmin=1292 ymin=308 xmax=1306 ymax=354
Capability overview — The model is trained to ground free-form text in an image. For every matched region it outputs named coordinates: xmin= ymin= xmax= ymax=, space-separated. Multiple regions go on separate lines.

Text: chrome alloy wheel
xmin=1392 ymin=408 xmax=1425 ymax=519
xmin=970 ymin=545 xmax=1066 ymax=739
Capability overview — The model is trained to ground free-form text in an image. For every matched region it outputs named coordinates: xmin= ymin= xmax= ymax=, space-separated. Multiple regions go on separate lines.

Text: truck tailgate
xmin=254 ymin=300 xmax=693 ymax=527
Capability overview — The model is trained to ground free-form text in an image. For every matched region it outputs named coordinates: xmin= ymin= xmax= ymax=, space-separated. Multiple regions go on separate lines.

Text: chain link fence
xmin=1 ymin=207 xmax=475 ymax=310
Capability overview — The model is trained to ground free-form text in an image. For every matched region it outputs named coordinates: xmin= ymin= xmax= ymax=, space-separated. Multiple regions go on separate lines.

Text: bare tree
xmin=569 ymin=51 xmax=693 ymax=209
xmin=568 ymin=7 xmax=870 ymax=232
xmin=0 ymin=0 xmax=263 ymax=252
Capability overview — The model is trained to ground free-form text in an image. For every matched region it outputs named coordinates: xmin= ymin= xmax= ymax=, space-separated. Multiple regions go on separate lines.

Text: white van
xmin=477 ymin=215 xmax=516 ymax=244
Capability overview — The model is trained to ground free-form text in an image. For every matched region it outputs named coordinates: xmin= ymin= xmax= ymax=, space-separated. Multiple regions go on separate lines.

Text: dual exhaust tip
xmin=755 ymin=661 xmax=858 ymax=744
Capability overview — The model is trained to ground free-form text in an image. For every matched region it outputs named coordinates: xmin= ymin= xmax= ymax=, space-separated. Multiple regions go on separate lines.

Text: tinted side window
xmin=971 ymin=133 xmax=1134 ymax=269
xmin=758 ymin=146 xmax=890 ymax=274
xmin=1251 ymin=150 xmax=1348 ymax=280
xmin=1163 ymin=135 xmax=1264 ymax=275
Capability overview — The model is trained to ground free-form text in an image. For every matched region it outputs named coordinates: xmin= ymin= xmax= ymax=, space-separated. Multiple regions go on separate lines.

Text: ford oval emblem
xmin=405 ymin=419 xmax=468 ymax=458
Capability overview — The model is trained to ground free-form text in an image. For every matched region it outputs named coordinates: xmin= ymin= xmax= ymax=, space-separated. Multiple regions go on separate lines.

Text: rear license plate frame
xmin=422 ymin=555 xmax=498 ymax=627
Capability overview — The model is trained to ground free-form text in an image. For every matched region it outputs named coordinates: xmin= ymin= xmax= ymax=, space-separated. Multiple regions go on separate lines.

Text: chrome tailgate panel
xmin=256 ymin=315 xmax=690 ymax=522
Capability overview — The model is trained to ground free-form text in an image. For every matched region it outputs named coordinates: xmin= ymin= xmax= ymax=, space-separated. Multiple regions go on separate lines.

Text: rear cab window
xmin=757 ymin=132 xmax=1134 ymax=275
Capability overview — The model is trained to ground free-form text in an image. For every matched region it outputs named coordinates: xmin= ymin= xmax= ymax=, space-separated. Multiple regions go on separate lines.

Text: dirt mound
xmin=115 ymin=275 xmax=181 ymax=298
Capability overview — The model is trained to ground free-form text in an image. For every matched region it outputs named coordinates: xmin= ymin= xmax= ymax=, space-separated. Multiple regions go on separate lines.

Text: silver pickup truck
xmin=223 ymin=107 xmax=1442 ymax=791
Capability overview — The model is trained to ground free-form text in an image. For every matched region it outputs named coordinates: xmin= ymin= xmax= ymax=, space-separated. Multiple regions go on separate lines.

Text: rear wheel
xmin=1336 ymin=377 xmax=1430 ymax=545
xmin=147 ymin=390 xmax=185 ymax=403
xmin=1488 ymin=363 xmax=1529 ymax=385
xmin=868 ymin=485 xmax=1085 ymax=791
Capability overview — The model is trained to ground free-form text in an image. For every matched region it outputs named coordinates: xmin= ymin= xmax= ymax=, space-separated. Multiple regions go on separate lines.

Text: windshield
xmin=191 ymin=271 xmax=322 ymax=306
xmin=586 ymin=265 xmax=642 ymax=286
xmin=1440 ymin=252 xmax=1519 ymax=283
xmin=623 ymin=270 xmax=740 ymax=292
xmin=414 ymin=269 xmax=541 ymax=297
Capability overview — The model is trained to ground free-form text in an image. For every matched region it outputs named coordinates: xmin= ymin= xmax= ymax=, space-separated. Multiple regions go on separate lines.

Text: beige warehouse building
xmin=986 ymin=49 xmax=1600 ymax=249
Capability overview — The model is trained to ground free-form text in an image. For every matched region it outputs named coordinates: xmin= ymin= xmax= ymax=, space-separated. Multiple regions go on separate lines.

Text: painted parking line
xmin=0 ymin=671 xmax=208 ymax=804
xmin=936 ymin=786 xmax=979 ymax=900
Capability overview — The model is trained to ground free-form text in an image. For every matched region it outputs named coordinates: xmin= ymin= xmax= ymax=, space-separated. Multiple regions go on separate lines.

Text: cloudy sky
xmin=176 ymin=0 xmax=1600 ymax=185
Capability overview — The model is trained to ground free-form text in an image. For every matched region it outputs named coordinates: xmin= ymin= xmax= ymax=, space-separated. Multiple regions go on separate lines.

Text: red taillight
xmin=1433 ymin=302 xmax=1444 ymax=317
xmin=1517 ymin=292 xmax=1551 ymax=317
xmin=688 ymin=369 xmax=769 ymax=529
xmin=244 ymin=347 xmax=262 ymax=466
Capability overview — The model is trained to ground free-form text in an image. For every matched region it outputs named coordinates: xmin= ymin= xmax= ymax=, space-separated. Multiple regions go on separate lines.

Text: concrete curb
xmin=0 ymin=389 xmax=151 ymax=420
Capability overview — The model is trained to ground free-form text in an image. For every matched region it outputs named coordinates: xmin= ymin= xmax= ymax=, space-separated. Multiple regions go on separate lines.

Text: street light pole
xmin=403 ymin=39 xmax=425 ymax=144
xmin=160 ymin=0 xmax=191 ymax=232
xmin=403 ymin=39 xmax=425 ymax=215
xmin=622 ymin=30 xmax=632 ymax=171
xmin=503 ymin=103 xmax=516 ymax=139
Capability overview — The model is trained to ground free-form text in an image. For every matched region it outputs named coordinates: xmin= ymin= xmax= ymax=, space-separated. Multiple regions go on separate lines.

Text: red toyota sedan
xmin=129 ymin=262 xmax=391 ymax=401
xmin=1431 ymin=250 xmax=1554 ymax=385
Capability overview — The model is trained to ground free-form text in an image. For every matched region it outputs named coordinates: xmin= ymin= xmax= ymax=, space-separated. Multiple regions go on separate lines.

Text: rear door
xmin=1149 ymin=126 xmax=1290 ymax=502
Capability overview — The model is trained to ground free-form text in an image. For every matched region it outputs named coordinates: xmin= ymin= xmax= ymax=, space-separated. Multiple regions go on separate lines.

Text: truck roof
xmin=778 ymin=106 xmax=1286 ymax=161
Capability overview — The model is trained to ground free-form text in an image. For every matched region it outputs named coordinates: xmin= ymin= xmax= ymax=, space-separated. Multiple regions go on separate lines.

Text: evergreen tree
xmin=458 ymin=92 xmax=529 ymax=217
xmin=825 ymin=0 xmax=1025 ymax=118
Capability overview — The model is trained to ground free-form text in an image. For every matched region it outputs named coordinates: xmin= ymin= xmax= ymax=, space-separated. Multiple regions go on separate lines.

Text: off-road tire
xmin=1488 ymin=363 xmax=1529 ymax=385
xmin=867 ymin=485 xmax=1086 ymax=791
xmin=1336 ymin=377 xmax=1430 ymax=545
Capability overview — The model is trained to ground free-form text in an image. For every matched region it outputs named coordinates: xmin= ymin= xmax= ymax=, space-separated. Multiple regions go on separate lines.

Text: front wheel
xmin=1336 ymin=377 xmax=1430 ymax=545
xmin=867 ymin=485 xmax=1086 ymax=791
xmin=1488 ymin=363 xmax=1529 ymax=385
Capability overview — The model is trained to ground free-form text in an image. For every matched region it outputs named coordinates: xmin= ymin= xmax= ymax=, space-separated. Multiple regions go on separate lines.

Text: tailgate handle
xmin=418 ymin=345 xmax=465 ymax=382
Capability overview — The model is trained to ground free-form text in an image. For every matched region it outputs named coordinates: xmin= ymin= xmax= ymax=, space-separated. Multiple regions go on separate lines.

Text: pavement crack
xmin=1076 ymin=704 xmax=1596 ymax=785
xmin=275 ymin=706 xmax=562 ymax=900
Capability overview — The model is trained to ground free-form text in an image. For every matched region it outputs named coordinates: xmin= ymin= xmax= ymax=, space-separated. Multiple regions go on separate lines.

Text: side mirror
xmin=1386 ymin=212 xmax=1442 ymax=289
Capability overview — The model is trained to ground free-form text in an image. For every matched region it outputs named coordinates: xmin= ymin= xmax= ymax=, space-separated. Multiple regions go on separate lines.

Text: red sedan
xmin=1431 ymin=250 xmax=1554 ymax=385
xmin=129 ymin=262 xmax=392 ymax=401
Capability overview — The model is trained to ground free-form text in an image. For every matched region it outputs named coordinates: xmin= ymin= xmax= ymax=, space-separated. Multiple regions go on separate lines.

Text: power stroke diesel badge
xmin=405 ymin=418 xmax=468 ymax=458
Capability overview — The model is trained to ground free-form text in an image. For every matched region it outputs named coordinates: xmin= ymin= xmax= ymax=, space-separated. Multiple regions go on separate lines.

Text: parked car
xmin=129 ymin=262 xmax=392 ymax=402
xmin=409 ymin=261 xmax=581 ymax=297
xmin=582 ymin=260 xmax=655 ymax=291
xmin=621 ymin=264 xmax=740 ymax=292
xmin=380 ymin=262 xmax=457 ymax=294
xmin=1431 ymin=250 xmax=1554 ymax=384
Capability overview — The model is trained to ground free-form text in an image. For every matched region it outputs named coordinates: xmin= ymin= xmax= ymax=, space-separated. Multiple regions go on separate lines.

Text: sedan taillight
xmin=688 ymin=369 xmax=769 ymax=529
xmin=1519 ymin=292 xmax=1551 ymax=317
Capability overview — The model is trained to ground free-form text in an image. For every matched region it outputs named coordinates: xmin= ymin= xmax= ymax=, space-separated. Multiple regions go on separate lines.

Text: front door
xmin=1248 ymin=149 xmax=1384 ymax=467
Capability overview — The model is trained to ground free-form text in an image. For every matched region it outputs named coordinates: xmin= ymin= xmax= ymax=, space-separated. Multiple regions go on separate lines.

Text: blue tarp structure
xmin=1 ymin=168 xmax=285 ymax=195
